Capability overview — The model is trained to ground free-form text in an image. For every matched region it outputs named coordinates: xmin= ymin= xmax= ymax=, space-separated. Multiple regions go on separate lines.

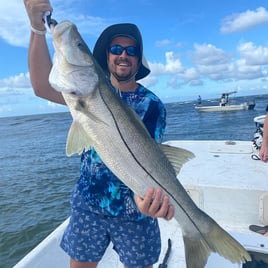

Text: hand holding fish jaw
xmin=134 ymin=188 xmax=175 ymax=220
xmin=24 ymin=0 xmax=52 ymax=31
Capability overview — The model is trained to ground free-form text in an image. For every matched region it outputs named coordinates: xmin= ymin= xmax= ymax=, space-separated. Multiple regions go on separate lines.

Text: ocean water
xmin=1 ymin=94 xmax=268 ymax=268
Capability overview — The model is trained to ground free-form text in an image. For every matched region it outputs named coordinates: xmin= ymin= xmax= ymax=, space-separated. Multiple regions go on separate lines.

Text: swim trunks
xmin=60 ymin=207 xmax=161 ymax=267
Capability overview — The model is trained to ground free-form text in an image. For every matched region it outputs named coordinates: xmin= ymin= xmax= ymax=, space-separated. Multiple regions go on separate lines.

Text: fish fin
xmin=66 ymin=121 xmax=92 ymax=156
xmin=183 ymin=236 xmax=210 ymax=268
xmin=183 ymin=223 xmax=251 ymax=268
xmin=160 ymin=144 xmax=195 ymax=174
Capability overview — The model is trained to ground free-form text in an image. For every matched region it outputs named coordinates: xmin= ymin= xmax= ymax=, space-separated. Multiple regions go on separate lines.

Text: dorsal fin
xmin=159 ymin=144 xmax=195 ymax=174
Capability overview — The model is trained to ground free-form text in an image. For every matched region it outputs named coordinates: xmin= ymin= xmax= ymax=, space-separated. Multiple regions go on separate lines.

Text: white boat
xmin=254 ymin=114 xmax=266 ymax=125
xmin=195 ymin=103 xmax=252 ymax=112
xmin=14 ymin=140 xmax=268 ymax=268
xmin=195 ymin=91 xmax=255 ymax=112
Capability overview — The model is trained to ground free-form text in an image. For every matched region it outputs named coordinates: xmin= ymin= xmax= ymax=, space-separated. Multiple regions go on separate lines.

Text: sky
xmin=1 ymin=0 xmax=268 ymax=117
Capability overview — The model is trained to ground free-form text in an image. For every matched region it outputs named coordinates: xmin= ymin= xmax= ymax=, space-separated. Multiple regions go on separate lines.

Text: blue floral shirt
xmin=71 ymin=84 xmax=166 ymax=220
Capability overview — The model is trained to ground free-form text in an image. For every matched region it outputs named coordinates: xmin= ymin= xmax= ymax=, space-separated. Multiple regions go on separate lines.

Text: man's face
xmin=107 ymin=36 xmax=139 ymax=82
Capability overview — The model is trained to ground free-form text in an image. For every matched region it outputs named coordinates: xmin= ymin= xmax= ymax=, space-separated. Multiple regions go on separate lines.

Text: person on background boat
xmin=197 ymin=95 xmax=202 ymax=106
xmin=220 ymin=93 xmax=227 ymax=106
xmin=24 ymin=1 xmax=174 ymax=267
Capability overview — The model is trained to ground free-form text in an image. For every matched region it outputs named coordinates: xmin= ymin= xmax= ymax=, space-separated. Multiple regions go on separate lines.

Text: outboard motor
xmin=252 ymin=115 xmax=265 ymax=150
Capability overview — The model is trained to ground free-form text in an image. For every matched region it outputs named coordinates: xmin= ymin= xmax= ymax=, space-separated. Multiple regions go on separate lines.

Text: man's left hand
xmin=134 ymin=188 xmax=174 ymax=220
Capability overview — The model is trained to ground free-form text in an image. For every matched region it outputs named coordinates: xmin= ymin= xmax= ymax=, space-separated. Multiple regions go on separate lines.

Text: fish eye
xmin=77 ymin=42 xmax=85 ymax=50
xmin=77 ymin=42 xmax=90 ymax=54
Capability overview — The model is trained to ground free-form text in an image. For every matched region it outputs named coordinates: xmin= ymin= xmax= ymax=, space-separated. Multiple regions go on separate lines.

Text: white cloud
xmin=237 ymin=42 xmax=268 ymax=65
xmin=140 ymin=75 xmax=158 ymax=88
xmin=155 ymin=39 xmax=172 ymax=47
xmin=197 ymin=63 xmax=232 ymax=79
xmin=0 ymin=87 xmax=22 ymax=97
xmin=145 ymin=39 xmax=268 ymax=90
xmin=0 ymin=0 xmax=108 ymax=47
xmin=0 ymin=0 xmax=30 ymax=46
xmin=192 ymin=43 xmax=232 ymax=65
xmin=149 ymin=51 xmax=184 ymax=75
xmin=189 ymin=42 xmax=268 ymax=81
xmin=0 ymin=73 xmax=31 ymax=88
xmin=235 ymin=59 xmax=263 ymax=79
xmin=221 ymin=7 xmax=268 ymax=34
xmin=179 ymin=67 xmax=199 ymax=82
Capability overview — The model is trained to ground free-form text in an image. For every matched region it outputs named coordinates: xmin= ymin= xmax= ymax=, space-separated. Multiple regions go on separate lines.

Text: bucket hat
xmin=93 ymin=23 xmax=150 ymax=80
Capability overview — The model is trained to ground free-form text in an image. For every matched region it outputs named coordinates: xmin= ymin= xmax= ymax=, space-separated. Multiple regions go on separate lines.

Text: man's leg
xmin=71 ymin=259 xmax=98 ymax=268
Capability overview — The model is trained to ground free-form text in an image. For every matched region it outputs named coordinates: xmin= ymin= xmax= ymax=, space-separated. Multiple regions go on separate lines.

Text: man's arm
xmin=24 ymin=0 xmax=65 ymax=104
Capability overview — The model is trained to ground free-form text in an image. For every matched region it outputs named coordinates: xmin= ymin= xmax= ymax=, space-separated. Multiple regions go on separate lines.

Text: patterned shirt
xmin=71 ymin=84 xmax=166 ymax=220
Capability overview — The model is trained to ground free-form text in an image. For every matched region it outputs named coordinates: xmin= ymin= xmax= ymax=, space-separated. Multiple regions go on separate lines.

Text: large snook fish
xmin=48 ymin=21 xmax=251 ymax=268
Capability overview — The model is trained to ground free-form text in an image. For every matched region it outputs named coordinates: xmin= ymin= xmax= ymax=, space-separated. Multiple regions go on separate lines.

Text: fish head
xmin=49 ymin=20 xmax=99 ymax=96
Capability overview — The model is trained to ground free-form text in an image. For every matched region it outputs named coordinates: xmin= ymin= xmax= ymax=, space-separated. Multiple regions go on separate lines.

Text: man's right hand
xmin=24 ymin=0 xmax=53 ymax=31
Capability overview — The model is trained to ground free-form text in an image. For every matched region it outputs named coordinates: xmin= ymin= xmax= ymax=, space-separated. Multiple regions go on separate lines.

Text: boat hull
xmin=14 ymin=140 xmax=268 ymax=268
xmin=195 ymin=103 xmax=251 ymax=112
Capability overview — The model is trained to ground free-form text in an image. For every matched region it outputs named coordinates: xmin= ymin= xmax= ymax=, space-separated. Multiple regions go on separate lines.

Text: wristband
xmin=31 ymin=25 xmax=47 ymax=35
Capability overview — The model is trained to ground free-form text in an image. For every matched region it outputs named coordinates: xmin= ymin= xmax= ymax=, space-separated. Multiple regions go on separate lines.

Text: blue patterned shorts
xmin=60 ymin=207 xmax=161 ymax=267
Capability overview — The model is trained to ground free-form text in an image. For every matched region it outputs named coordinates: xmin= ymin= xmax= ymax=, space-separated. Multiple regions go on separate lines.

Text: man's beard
xmin=110 ymin=59 xmax=137 ymax=82
xmin=111 ymin=70 xmax=137 ymax=82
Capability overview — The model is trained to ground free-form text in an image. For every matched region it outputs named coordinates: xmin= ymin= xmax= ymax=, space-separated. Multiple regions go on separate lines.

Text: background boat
xmin=195 ymin=91 xmax=256 ymax=112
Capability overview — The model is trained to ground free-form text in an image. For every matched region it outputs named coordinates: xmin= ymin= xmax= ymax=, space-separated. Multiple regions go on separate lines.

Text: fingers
xmin=158 ymin=195 xmax=174 ymax=220
xmin=146 ymin=188 xmax=163 ymax=216
xmin=134 ymin=188 xmax=175 ymax=220
xmin=259 ymin=149 xmax=268 ymax=162
xmin=24 ymin=0 xmax=53 ymax=30
xmin=134 ymin=188 xmax=154 ymax=214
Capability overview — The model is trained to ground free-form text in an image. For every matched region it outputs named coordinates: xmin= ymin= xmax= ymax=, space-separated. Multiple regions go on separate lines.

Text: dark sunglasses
xmin=108 ymin=45 xmax=139 ymax=57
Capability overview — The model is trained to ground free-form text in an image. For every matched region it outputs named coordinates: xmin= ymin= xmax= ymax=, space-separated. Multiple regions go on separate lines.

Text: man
xmin=24 ymin=1 xmax=174 ymax=267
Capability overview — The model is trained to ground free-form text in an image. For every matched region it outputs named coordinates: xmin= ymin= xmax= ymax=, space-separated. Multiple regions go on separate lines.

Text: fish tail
xmin=183 ymin=223 xmax=251 ymax=268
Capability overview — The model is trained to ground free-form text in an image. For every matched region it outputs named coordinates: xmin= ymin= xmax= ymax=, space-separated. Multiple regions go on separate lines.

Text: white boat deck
xmin=14 ymin=140 xmax=268 ymax=268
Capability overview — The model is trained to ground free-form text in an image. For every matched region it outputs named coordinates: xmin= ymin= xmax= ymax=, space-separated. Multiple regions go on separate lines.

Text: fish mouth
xmin=46 ymin=13 xmax=58 ymax=29
xmin=50 ymin=20 xmax=75 ymax=37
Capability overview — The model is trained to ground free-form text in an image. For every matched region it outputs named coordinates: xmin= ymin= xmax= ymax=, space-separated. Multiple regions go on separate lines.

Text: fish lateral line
xmin=98 ymin=84 xmax=207 ymax=238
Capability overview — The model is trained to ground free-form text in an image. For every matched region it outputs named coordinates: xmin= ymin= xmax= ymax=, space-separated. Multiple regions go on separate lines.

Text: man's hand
xmin=259 ymin=144 xmax=268 ymax=162
xmin=134 ymin=188 xmax=174 ymax=220
xmin=24 ymin=0 xmax=53 ymax=30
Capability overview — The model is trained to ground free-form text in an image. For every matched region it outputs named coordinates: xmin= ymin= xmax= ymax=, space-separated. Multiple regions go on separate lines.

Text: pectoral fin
xmin=159 ymin=144 xmax=195 ymax=174
xmin=66 ymin=121 xmax=93 ymax=156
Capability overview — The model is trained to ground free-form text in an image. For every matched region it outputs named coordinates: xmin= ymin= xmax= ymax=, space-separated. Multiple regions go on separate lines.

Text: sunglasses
xmin=108 ymin=45 xmax=139 ymax=57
